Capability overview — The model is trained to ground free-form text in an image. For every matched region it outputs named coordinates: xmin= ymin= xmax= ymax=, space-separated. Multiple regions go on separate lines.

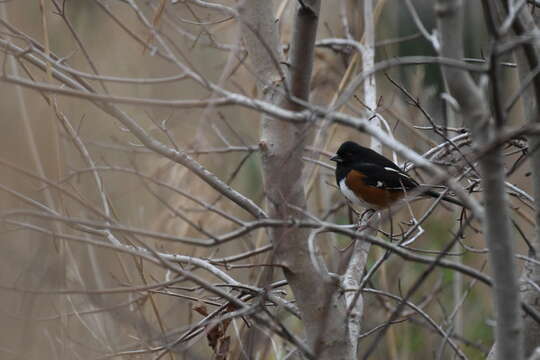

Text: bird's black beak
xmin=330 ymin=155 xmax=342 ymax=163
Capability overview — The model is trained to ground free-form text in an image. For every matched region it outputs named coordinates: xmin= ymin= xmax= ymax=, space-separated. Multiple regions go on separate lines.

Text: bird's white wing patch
xmin=383 ymin=166 xmax=400 ymax=173
xmin=384 ymin=166 xmax=410 ymax=178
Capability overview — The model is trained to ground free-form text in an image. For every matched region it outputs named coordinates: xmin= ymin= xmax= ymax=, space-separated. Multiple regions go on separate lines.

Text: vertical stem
xmin=363 ymin=0 xmax=380 ymax=153
xmin=441 ymin=30 xmax=464 ymax=350
xmin=508 ymin=3 xmax=540 ymax=356
xmin=449 ymin=109 xmax=464 ymax=343
xmin=437 ymin=1 xmax=523 ymax=359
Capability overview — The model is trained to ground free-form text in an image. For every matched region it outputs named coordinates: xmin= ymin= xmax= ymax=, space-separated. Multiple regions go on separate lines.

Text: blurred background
xmin=0 ymin=1 xmax=530 ymax=359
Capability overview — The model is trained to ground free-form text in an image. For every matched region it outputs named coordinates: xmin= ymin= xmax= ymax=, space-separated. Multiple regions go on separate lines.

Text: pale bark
xmin=506 ymin=3 xmax=540 ymax=358
xmin=342 ymin=0 xmax=376 ymax=353
xmin=436 ymin=1 xmax=524 ymax=359
xmin=240 ymin=1 xmax=355 ymax=358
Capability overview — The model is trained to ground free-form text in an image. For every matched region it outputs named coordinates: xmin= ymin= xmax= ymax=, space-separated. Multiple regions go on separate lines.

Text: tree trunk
xmin=240 ymin=1 xmax=356 ymax=358
xmin=437 ymin=1 xmax=523 ymax=359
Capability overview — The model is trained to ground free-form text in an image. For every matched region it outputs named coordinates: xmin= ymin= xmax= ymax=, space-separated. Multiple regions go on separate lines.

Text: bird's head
xmin=330 ymin=141 xmax=366 ymax=164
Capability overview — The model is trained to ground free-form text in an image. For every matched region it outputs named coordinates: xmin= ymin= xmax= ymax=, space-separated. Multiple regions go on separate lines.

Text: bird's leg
xmin=346 ymin=204 xmax=372 ymax=230
xmin=358 ymin=208 xmax=376 ymax=227
xmin=346 ymin=208 xmax=377 ymax=235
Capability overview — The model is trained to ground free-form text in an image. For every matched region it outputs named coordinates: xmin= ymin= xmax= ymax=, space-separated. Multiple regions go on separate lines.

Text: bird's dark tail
xmin=423 ymin=189 xmax=466 ymax=208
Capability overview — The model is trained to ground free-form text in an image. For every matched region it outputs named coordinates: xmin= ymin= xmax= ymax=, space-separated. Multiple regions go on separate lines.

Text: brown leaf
xmin=193 ymin=304 xmax=208 ymax=317
xmin=206 ymin=323 xmax=224 ymax=350
xmin=215 ymin=336 xmax=230 ymax=360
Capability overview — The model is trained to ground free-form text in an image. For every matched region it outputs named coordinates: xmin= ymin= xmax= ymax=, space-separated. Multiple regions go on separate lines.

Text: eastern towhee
xmin=330 ymin=141 xmax=462 ymax=209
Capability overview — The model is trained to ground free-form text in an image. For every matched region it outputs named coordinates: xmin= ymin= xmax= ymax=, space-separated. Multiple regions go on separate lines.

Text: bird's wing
xmin=350 ymin=162 xmax=419 ymax=191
